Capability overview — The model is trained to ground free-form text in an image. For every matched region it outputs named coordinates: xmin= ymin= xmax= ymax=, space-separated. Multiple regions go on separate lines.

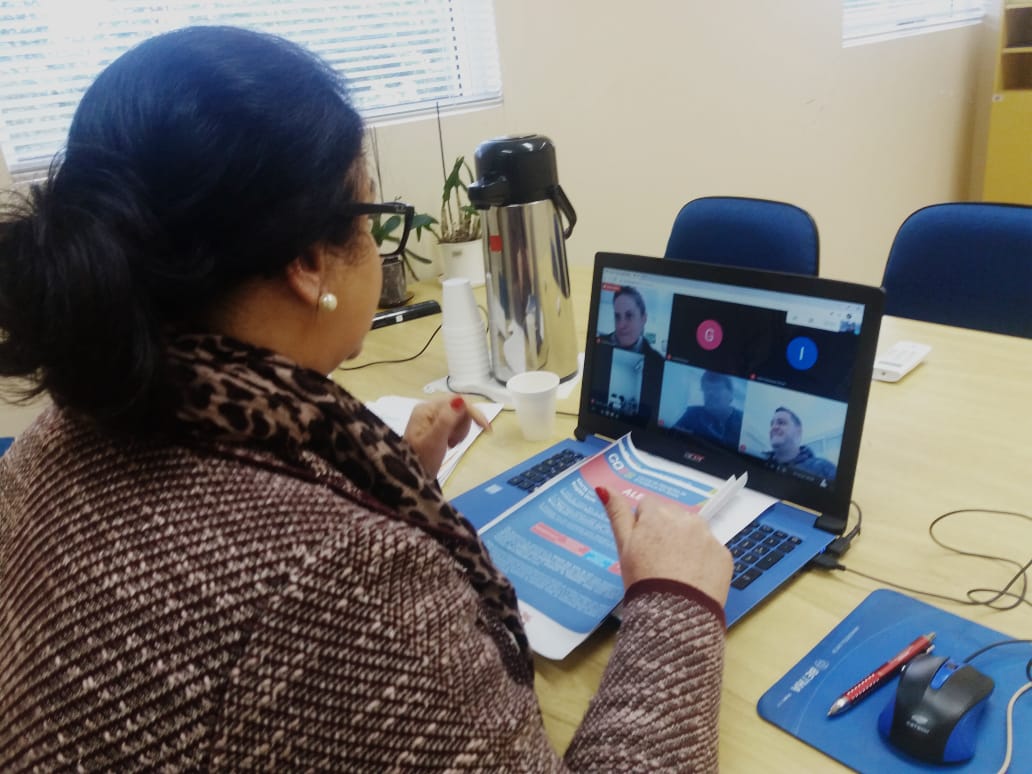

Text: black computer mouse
xmin=877 ymin=653 xmax=995 ymax=764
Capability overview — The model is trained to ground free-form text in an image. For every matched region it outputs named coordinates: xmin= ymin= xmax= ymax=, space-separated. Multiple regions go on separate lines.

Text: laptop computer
xmin=453 ymin=251 xmax=884 ymax=632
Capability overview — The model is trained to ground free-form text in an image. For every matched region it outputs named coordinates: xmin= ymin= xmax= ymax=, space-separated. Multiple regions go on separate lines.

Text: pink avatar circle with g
xmin=696 ymin=320 xmax=723 ymax=351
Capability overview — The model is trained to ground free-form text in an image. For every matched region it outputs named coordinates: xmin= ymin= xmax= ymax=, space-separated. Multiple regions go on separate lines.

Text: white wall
xmin=373 ymin=1 xmax=999 ymax=286
xmin=1 ymin=2 xmax=1000 ymax=286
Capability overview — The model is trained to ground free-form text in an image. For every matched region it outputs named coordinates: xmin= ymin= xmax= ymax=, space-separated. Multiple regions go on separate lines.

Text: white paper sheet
xmin=366 ymin=395 xmax=503 ymax=485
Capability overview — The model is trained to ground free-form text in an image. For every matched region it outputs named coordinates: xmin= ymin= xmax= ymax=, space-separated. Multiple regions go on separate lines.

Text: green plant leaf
xmin=442 ymin=156 xmax=466 ymax=203
xmin=412 ymin=213 xmax=437 ymax=229
xmin=381 ymin=214 xmax=402 ymax=235
xmin=404 ymin=249 xmax=433 ymax=264
xmin=439 ymin=154 xmax=481 ymax=242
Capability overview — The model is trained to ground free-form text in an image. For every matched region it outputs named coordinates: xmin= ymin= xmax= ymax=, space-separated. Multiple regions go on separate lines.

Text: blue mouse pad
xmin=758 ymin=589 xmax=1031 ymax=772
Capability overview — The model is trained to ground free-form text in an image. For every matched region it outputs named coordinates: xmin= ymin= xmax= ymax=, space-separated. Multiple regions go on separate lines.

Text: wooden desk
xmin=344 ymin=270 xmax=1032 ymax=769
xmin=1 ymin=269 xmax=1024 ymax=768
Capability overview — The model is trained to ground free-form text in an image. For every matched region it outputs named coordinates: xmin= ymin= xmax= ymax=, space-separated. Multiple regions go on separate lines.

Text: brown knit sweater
xmin=0 ymin=337 xmax=725 ymax=771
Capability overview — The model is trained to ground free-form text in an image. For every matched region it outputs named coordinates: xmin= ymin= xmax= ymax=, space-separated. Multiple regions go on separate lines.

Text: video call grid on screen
xmin=585 ymin=262 xmax=875 ymax=497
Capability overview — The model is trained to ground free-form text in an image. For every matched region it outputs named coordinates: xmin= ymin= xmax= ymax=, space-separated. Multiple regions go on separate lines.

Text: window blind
xmin=844 ymin=0 xmax=984 ymax=45
xmin=0 ymin=0 xmax=501 ymax=184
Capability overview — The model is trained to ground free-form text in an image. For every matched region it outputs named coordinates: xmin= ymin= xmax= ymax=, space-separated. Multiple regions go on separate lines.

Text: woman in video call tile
xmin=673 ymin=371 xmax=743 ymax=449
xmin=602 ymin=286 xmax=661 ymax=357
xmin=765 ymin=407 xmax=837 ymax=481
xmin=601 ymin=286 xmax=664 ymax=420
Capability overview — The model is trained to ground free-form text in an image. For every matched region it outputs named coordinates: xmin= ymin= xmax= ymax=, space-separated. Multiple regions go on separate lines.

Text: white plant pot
xmin=435 ymin=239 xmax=486 ymax=287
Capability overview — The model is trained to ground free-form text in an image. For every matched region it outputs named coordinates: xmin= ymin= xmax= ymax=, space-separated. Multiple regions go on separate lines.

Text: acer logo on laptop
xmin=683 ymin=451 xmax=705 ymax=464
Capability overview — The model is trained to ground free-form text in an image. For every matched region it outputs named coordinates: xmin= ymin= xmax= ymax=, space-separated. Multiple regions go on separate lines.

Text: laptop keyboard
xmin=507 ymin=449 xmax=586 ymax=492
xmin=728 ymin=521 xmax=802 ymax=590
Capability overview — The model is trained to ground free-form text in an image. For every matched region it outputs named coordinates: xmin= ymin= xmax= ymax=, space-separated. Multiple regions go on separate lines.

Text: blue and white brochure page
xmin=478 ymin=434 xmax=773 ymax=659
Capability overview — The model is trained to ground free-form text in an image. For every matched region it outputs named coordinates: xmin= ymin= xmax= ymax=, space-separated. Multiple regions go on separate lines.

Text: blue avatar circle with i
xmin=787 ymin=336 xmax=818 ymax=370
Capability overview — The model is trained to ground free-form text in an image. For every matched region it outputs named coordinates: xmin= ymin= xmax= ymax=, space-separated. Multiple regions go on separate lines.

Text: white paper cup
xmin=443 ymin=321 xmax=490 ymax=383
xmin=441 ymin=277 xmax=491 ymax=384
xmin=441 ymin=277 xmax=481 ymax=329
xmin=506 ymin=370 xmax=560 ymax=442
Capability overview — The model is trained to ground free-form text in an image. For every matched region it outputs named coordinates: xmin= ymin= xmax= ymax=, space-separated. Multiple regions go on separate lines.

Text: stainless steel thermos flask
xmin=468 ymin=135 xmax=579 ymax=383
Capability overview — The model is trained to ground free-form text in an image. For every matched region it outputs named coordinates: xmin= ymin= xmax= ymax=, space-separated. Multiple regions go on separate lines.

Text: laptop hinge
xmin=573 ymin=425 xmax=589 ymax=442
xmin=814 ymin=511 xmax=848 ymax=535
xmin=782 ymin=498 xmax=848 ymax=536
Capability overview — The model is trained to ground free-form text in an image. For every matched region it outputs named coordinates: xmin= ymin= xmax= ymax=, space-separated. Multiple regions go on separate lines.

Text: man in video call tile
xmin=765 ymin=407 xmax=837 ymax=481
xmin=673 ymin=371 xmax=742 ymax=449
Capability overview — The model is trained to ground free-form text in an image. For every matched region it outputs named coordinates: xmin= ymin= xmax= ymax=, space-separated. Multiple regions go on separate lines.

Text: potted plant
xmin=367 ymin=128 xmax=438 ymax=307
xmin=432 ymin=105 xmax=485 ymax=286
xmin=435 ymin=154 xmax=485 ymax=286
xmin=371 ymin=206 xmax=437 ymax=307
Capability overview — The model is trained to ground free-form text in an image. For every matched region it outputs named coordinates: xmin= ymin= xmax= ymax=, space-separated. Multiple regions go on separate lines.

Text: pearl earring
xmin=318 ymin=292 xmax=338 ymax=312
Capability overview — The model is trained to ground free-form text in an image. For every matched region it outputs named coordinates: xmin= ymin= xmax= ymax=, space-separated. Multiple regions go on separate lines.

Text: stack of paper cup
xmin=442 ymin=277 xmax=491 ymax=386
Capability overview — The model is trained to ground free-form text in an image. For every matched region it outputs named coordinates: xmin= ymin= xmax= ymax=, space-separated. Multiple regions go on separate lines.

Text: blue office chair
xmin=881 ymin=202 xmax=1032 ymax=338
xmin=664 ymin=196 xmax=820 ymax=276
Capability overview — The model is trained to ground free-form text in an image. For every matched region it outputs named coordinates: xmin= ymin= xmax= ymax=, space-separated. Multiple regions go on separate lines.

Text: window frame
xmin=0 ymin=0 xmax=502 ymax=185
xmin=843 ymin=0 xmax=985 ymax=46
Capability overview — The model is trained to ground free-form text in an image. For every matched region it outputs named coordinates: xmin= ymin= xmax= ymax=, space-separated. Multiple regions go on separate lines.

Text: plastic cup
xmin=443 ymin=320 xmax=490 ymax=382
xmin=441 ymin=277 xmax=491 ymax=384
xmin=441 ymin=277 xmax=481 ymax=329
xmin=506 ymin=370 xmax=560 ymax=442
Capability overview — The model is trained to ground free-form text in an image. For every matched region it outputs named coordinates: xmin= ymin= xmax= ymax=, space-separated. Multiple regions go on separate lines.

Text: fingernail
xmin=450 ymin=396 xmax=465 ymax=411
xmin=595 ymin=486 xmax=610 ymax=505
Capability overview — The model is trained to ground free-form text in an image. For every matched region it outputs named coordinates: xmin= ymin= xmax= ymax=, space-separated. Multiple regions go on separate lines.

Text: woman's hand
xmin=596 ymin=489 xmax=733 ymax=607
xmin=403 ymin=396 xmax=490 ymax=477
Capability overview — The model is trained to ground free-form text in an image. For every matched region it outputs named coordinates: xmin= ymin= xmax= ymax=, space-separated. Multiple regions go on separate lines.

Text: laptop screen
xmin=579 ymin=252 xmax=884 ymax=522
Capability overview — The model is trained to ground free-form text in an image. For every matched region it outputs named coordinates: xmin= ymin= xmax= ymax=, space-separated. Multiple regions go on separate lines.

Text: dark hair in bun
xmin=0 ymin=26 xmax=365 ymax=426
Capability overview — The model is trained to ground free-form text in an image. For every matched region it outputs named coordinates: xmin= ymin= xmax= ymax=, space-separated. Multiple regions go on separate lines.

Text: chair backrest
xmin=881 ymin=202 xmax=1032 ymax=338
xmin=663 ymin=196 xmax=820 ymax=276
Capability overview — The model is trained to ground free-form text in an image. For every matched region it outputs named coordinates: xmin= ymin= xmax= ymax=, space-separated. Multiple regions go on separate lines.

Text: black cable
xmin=351 ymin=300 xmax=584 ymax=416
xmin=824 ymin=500 xmax=863 ymax=557
xmin=963 ymin=639 xmax=1032 ymax=676
xmin=843 ymin=500 xmax=862 ymax=542
xmin=443 ymin=377 xmax=496 ymax=402
xmin=961 ymin=637 xmax=1032 ymax=766
xmin=340 ymin=300 xmax=484 ymax=373
xmin=337 ymin=325 xmax=442 ymax=371
xmin=810 ymin=508 xmax=1031 ymax=612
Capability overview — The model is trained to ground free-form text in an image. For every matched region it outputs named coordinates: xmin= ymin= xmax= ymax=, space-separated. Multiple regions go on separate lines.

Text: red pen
xmin=827 ymin=632 xmax=936 ymax=717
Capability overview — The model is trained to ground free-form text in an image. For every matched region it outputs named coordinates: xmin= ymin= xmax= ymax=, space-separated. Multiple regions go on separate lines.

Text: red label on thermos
xmin=489 ymin=234 xmax=503 ymax=252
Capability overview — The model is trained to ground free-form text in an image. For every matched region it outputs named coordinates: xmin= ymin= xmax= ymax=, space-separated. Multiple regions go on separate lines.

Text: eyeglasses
xmin=341 ymin=201 xmax=415 ymax=259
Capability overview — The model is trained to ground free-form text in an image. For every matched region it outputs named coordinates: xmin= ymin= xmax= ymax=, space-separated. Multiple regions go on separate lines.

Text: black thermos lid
xmin=468 ymin=134 xmax=560 ymax=208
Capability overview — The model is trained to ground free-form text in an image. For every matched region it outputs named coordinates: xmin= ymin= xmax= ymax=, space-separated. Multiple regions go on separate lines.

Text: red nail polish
xmin=450 ymin=396 xmax=465 ymax=410
xmin=595 ymin=486 xmax=610 ymax=505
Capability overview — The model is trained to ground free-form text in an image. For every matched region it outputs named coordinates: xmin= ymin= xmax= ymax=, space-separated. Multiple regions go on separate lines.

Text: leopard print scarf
xmin=165 ymin=333 xmax=532 ymax=680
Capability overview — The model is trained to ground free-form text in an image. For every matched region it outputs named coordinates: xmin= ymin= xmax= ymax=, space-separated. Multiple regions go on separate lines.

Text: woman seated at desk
xmin=0 ymin=26 xmax=731 ymax=770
